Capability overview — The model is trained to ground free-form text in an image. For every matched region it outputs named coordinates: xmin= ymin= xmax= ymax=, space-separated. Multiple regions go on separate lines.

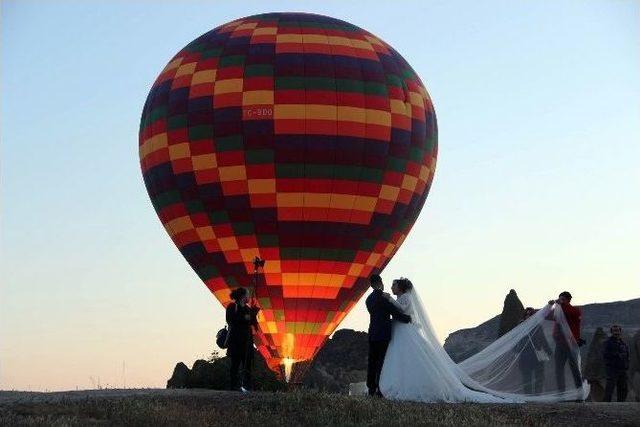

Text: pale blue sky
xmin=2 ymin=0 xmax=638 ymax=390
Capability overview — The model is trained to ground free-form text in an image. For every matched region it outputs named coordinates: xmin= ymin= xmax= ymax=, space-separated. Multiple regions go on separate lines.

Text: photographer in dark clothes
xmin=226 ymin=287 xmax=260 ymax=392
xmin=366 ymin=274 xmax=411 ymax=397
xmin=603 ymin=324 xmax=630 ymax=402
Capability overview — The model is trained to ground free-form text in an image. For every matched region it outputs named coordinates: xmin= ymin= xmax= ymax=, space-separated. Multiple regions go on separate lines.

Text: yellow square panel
xmin=353 ymin=196 xmax=377 ymax=212
xmin=390 ymin=99 xmax=411 ymax=116
xmin=191 ymin=70 xmax=216 ymax=85
xmin=351 ymin=39 xmax=374 ymax=51
xmin=401 ymin=174 xmax=418 ymax=192
xmin=161 ymin=58 xmax=184 ymax=73
xmin=196 ymin=226 xmax=215 ymax=241
xmin=298 ymin=273 xmax=317 ymax=286
xmin=218 ymin=237 xmax=239 ymax=251
xmin=218 ymin=165 xmax=246 ymax=181
xmin=365 ymin=109 xmax=391 ymax=127
xmin=263 ymin=260 xmax=281 ymax=273
xmin=364 ymin=35 xmax=384 ymax=46
xmin=165 ymin=216 xmax=194 ymax=236
xmin=243 ymin=90 xmax=274 ymax=105
xmin=274 ymin=104 xmax=305 ymax=120
xmin=276 ymin=34 xmax=303 ymax=44
xmin=236 ymin=22 xmax=258 ymax=30
xmin=169 ymin=142 xmax=190 ymax=160
xmin=302 ymin=34 xmax=328 ymax=44
xmin=277 ymin=192 xmax=303 ymax=207
xmin=327 ymin=36 xmax=352 ymax=47
xmin=379 ymin=185 xmax=400 ymax=201
xmin=330 ymin=194 xmax=356 ymax=209
xmin=139 ymin=132 xmax=168 ymax=158
xmin=304 ymin=193 xmax=331 ymax=208
xmin=281 ymin=273 xmax=299 ymax=286
xmin=192 ymin=154 xmax=217 ymax=171
xmin=409 ymin=91 xmax=424 ymax=107
xmin=328 ymin=275 xmax=346 ymax=287
xmin=347 ymin=263 xmax=364 ymax=276
xmin=419 ymin=165 xmax=430 ymax=182
xmin=214 ymin=78 xmax=243 ymax=95
xmin=214 ymin=288 xmax=230 ymax=304
xmin=267 ymin=321 xmax=278 ymax=334
xmin=248 ymin=178 xmax=276 ymax=194
xmin=314 ymin=273 xmax=332 ymax=284
xmin=253 ymin=27 xmax=277 ymax=36
xmin=240 ymin=248 xmax=259 ymax=262
xmin=306 ymin=104 xmax=337 ymax=121
xmin=175 ymin=62 xmax=197 ymax=77
xmin=337 ymin=106 xmax=365 ymax=123
xmin=366 ymin=252 xmax=381 ymax=266
xmin=383 ymin=243 xmax=395 ymax=257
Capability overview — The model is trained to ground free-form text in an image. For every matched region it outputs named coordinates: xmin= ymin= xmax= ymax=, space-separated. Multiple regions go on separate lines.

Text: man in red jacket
xmin=548 ymin=291 xmax=584 ymax=393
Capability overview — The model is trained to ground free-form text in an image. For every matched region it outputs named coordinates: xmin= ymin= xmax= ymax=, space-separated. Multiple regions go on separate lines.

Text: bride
xmin=375 ymin=278 xmax=589 ymax=403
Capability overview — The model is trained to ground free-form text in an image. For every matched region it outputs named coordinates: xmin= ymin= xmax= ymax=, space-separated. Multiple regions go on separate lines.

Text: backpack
xmin=216 ymin=326 xmax=229 ymax=349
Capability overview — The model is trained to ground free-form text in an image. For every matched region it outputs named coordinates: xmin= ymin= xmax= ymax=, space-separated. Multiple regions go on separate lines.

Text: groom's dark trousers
xmin=366 ymin=289 xmax=411 ymax=396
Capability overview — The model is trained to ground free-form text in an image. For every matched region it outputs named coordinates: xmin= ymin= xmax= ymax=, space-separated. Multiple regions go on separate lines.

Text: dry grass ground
xmin=0 ymin=389 xmax=638 ymax=426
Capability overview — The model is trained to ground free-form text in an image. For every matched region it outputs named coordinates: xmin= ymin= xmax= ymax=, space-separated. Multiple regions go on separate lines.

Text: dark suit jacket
xmin=366 ymin=289 xmax=410 ymax=342
xmin=603 ymin=337 xmax=630 ymax=371
xmin=225 ymin=303 xmax=259 ymax=358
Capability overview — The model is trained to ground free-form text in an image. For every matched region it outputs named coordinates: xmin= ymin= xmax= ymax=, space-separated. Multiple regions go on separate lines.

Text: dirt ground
xmin=0 ymin=389 xmax=638 ymax=426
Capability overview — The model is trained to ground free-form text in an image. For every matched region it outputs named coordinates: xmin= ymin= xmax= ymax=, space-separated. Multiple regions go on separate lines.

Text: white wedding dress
xmin=372 ymin=289 xmax=589 ymax=403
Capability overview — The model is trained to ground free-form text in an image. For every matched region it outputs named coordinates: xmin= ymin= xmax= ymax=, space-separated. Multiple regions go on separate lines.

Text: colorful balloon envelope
xmin=139 ymin=12 xmax=437 ymax=381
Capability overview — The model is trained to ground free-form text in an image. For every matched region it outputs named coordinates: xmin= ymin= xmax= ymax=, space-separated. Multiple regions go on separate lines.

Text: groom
xmin=366 ymin=274 xmax=411 ymax=396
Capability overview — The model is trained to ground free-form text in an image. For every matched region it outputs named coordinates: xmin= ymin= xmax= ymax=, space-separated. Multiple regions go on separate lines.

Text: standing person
xmin=603 ymin=325 xmax=630 ymax=402
xmin=519 ymin=307 xmax=552 ymax=394
xmin=548 ymin=291 xmax=584 ymax=392
xmin=365 ymin=274 xmax=411 ymax=397
xmin=226 ymin=287 xmax=260 ymax=392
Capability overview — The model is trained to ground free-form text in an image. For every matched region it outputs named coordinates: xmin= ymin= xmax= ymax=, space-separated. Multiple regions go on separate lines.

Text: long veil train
xmin=351 ymin=290 xmax=590 ymax=402
xmin=406 ymin=289 xmax=589 ymax=402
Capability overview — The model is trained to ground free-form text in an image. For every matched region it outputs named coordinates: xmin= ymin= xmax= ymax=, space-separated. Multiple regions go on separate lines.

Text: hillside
xmin=443 ymin=297 xmax=640 ymax=362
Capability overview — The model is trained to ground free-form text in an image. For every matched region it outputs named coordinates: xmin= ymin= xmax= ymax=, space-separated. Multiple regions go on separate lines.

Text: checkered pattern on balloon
xmin=139 ymin=13 xmax=437 ymax=381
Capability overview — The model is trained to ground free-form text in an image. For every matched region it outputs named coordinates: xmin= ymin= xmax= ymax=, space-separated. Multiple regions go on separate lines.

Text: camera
xmin=253 ymin=256 xmax=265 ymax=270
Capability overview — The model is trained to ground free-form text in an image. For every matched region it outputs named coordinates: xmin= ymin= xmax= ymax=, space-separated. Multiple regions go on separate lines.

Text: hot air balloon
xmin=139 ymin=12 xmax=437 ymax=381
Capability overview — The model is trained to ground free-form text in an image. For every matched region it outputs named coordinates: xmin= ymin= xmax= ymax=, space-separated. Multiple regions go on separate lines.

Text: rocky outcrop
xmin=166 ymin=353 xmax=285 ymax=391
xmin=444 ymin=290 xmax=525 ymax=363
xmin=166 ymin=362 xmax=190 ymax=388
xmin=583 ymin=328 xmax=607 ymax=401
xmin=443 ymin=315 xmax=500 ymax=363
xmin=304 ymin=329 xmax=369 ymax=392
xmin=498 ymin=290 xmax=525 ymax=337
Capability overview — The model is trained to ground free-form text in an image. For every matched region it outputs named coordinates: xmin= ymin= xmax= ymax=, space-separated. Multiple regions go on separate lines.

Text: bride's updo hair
xmin=396 ymin=278 xmax=413 ymax=293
